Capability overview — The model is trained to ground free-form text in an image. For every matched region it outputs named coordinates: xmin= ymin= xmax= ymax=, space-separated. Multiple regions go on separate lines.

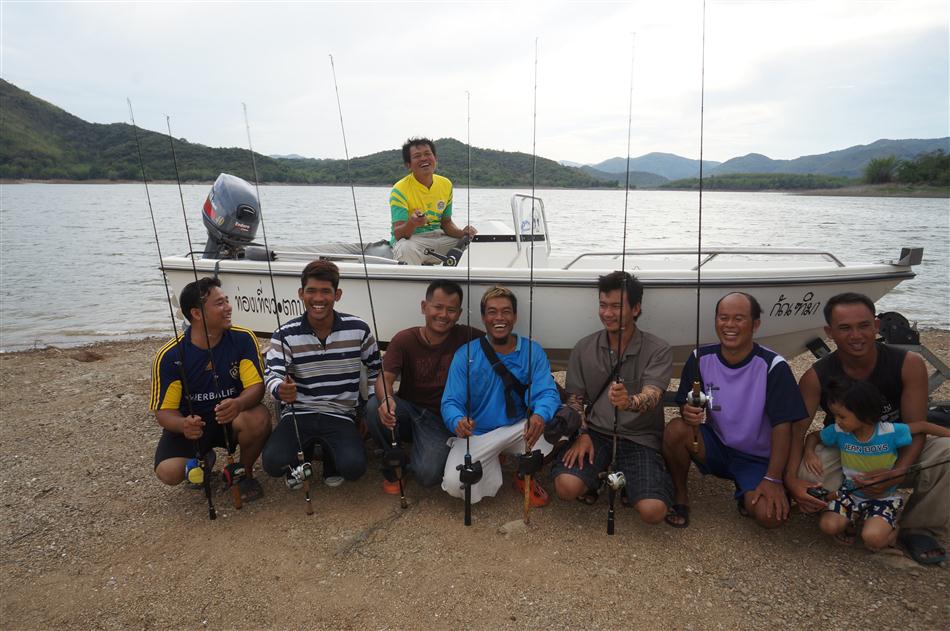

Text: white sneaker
xmin=324 ymin=475 xmax=344 ymax=488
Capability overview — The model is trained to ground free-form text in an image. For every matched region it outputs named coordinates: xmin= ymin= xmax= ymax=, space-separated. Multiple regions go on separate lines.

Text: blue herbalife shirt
xmin=150 ymin=325 xmax=264 ymax=419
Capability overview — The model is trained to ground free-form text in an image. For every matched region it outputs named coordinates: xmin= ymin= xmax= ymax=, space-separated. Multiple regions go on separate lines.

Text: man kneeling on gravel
xmin=662 ymin=292 xmax=806 ymax=529
xmin=440 ymin=286 xmax=561 ymax=506
xmin=150 ymin=277 xmax=271 ymax=502
xmin=551 ymin=271 xmax=674 ymax=526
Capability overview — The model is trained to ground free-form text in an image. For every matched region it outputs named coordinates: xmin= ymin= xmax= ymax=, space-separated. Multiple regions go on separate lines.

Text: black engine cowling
xmin=201 ymin=173 xmax=261 ymax=259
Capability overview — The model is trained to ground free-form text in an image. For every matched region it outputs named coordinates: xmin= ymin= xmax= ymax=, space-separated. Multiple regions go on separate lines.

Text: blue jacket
xmin=441 ymin=335 xmax=560 ymax=435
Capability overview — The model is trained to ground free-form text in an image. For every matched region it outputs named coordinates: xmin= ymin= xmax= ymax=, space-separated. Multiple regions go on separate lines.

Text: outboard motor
xmin=201 ymin=173 xmax=261 ymax=259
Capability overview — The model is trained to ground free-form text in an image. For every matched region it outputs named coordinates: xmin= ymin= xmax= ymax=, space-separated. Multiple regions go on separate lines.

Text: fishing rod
xmin=241 ymin=103 xmax=314 ymax=516
xmin=516 ymin=37 xmax=545 ymax=526
xmin=166 ymin=116 xmax=244 ymax=511
xmin=601 ymin=37 xmax=637 ymax=536
xmin=458 ymin=90 xmax=483 ymax=526
xmin=329 ymin=55 xmax=408 ymax=510
xmin=129 ymin=100 xmax=216 ymax=521
xmin=806 ymin=457 xmax=950 ymax=502
xmin=684 ymin=0 xmax=709 ymax=453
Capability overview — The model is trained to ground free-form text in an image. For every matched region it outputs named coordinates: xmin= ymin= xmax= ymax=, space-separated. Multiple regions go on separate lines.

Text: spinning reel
xmin=602 ymin=470 xmax=626 ymax=492
xmin=285 ymin=461 xmax=314 ymax=490
xmin=686 ymin=380 xmax=708 ymax=408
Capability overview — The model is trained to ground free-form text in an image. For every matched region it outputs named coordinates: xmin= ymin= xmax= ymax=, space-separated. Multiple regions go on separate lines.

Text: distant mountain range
xmin=565 ymin=139 xmax=949 ymax=181
xmin=1 ymin=79 xmax=946 ymax=187
xmin=0 ymin=80 xmax=608 ymax=188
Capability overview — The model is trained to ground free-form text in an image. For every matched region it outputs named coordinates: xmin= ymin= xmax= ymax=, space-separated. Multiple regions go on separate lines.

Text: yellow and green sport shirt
xmin=389 ymin=173 xmax=453 ymax=244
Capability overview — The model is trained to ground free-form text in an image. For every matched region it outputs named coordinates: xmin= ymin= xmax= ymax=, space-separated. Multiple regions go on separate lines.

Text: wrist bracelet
xmin=763 ymin=475 xmax=783 ymax=485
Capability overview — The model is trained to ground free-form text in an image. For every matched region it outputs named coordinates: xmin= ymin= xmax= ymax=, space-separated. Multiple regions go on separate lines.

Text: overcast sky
xmin=2 ymin=0 xmax=947 ymax=164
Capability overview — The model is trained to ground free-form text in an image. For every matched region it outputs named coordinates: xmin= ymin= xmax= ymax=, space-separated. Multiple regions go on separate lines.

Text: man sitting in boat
xmin=261 ymin=260 xmax=381 ymax=486
xmin=365 ymin=279 xmax=484 ymax=494
xmin=150 ymin=277 xmax=271 ymax=501
xmin=551 ymin=271 xmax=674 ymax=526
xmin=440 ymin=286 xmax=560 ymax=506
xmin=662 ymin=292 xmax=806 ymax=529
xmin=789 ymin=292 xmax=949 ymax=565
xmin=390 ymin=137 xmax=477 ymax=265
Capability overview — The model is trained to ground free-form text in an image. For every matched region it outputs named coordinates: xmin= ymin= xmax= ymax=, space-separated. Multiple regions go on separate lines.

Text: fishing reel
xmin=686 ymin=380 xmax=708 ymax=408
xmin=383 ymin=445 xmax=409 ymax=470
xmin=457 ymin=453 xmax=483 ymax=485
xmin=221 ymin=461 xmax=247 ymax=488
xmin=285 ymin=461 xmax=314 ymax=490
xmin=185 ymin=458 xmax=206 ymax=485
xmin=517 ymin=449 xmax=544 ymax=478
xmin=806 ymin=486 xmax=831 ymax=501
xmin=600 ymin=470 xmax=626 ymax=492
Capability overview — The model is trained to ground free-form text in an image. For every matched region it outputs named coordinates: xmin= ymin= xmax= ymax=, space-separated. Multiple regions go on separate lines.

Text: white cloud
xmin=2 ymin=0 xmax=946 ymax=164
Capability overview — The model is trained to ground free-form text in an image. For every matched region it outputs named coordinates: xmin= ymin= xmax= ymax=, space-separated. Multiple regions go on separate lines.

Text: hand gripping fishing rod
xmin=166 ymin=117 xmax=244 ymax=511
xmin=241 ymin=104 xmax=314 ymax=516
xmin=602 ymin=37 xmax=636 ymax=536
xmin=806 ymin=457 xmax=950 ymax=503
xmin=329 ymin=55 xmax=408 ymax=510
xmin=458 ymin=91 xmax=483 ymax=526
xmin=684 ymin=0 xmax=709 ymax=455
xmin=517 ymin=38 xmax=545 ymax=526
xmin=129 ymin=100 xmax=216 ymax=521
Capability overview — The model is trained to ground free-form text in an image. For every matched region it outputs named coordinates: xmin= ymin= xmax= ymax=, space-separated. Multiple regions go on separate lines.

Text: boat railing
xmin=561 ymin=247 xmax=846 ymax=270
xmin=510 ymin=194 xmax=552 ymax=256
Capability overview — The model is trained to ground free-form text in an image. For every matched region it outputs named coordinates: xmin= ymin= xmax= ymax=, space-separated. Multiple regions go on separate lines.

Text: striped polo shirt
xmin=265 ymin=311 xmax=381 ymax=422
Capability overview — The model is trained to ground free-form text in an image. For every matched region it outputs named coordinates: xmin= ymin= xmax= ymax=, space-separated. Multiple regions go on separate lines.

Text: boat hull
xmin=161 ymin=257 xmax=914 ymax=370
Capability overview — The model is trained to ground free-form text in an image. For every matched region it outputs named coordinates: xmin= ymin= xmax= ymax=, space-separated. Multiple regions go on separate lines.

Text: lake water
xmin=1 ymin=183 xmax=947 ymax=351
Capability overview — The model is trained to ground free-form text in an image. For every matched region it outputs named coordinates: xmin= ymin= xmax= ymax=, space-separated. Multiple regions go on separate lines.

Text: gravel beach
xmin=2 ymin=331 xmax=948 ymax=630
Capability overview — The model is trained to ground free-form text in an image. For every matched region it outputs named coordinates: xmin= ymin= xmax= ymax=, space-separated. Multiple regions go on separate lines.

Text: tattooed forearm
xmin=566 ymin=392 xmax=586 ymax=424
xmin=630 ymin=385 xmax=663 ymax=413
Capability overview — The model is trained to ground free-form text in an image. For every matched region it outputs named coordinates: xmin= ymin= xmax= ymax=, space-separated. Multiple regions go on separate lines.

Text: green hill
xmin=0 ymin=80 xmax=612 ymax=188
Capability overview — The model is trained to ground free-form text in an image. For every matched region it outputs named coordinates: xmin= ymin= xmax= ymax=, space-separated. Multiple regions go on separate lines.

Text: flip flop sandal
xmin=577 ymin=488 xmax=599 ymax=505
xmin=237 ymin=477 xmax=265 ymax=503
xmin=898 ymin=532 xmax=947 ymax=566
xmin=834 ymin=523 xmax=857 ymax=546
xmin=665 ymin=503 xmax=690 ymax=528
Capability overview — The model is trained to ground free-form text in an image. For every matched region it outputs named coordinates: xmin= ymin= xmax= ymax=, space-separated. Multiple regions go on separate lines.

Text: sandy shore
xmin=1 ymin=331 xmax=948 ymax=630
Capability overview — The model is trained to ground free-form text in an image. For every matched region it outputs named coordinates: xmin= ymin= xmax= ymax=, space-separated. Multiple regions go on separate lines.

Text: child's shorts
xmin=827 ymin=493 xmax=904 ymax=528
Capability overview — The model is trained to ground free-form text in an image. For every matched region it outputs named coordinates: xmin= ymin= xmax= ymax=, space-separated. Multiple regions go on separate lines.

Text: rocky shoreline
xmin=1 ymin=331 xmax=947 ymax=630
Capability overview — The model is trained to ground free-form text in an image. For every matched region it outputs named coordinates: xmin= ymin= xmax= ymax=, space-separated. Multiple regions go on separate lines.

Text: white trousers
xmin=442 ymin=422 xmax=554 ymax=504
xmin=392 ymin=230 xmax=460 ymax=265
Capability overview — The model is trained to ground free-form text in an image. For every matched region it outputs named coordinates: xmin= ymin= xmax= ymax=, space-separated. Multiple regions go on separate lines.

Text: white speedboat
xmin=162 ymin=174 xmax=921 ymax=368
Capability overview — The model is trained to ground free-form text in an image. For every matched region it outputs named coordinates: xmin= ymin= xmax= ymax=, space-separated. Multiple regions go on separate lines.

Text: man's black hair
xmin=301 ymin=259 xmax=340 ymax=289
xmin=597 ymin=271 xmax=644 ymax=320
xmin=823 ymin=292 xmax=876 ymax=325
xmin=402 ymin=137 xmax=437 ymax=165
xmin=426 ymin=279 xmax=463 ymax=303
xmin=180 ymin=276 xmax=222 ymax=323
xmin=715 ymin=291 xmax=762 ymax=321
xmin=825 ymin=377 xmax=883 ymax=426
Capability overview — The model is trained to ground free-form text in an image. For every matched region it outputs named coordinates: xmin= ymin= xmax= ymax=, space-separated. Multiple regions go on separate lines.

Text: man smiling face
xmin=406 ymin=142 xmax=437 ymax=187
xmin=298 ymin=278 xmax=341 ymax=332
xmin=481 ymin=296 xmax=516 ymax=346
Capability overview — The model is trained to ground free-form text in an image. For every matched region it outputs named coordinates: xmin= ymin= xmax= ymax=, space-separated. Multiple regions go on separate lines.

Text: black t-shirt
xmin=813 ymin=341 xmax=905 ymax=425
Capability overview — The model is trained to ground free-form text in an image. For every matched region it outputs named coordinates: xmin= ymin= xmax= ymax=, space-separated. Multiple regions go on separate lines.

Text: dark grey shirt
xmin=565 ymin=328 xmax=673 ymax=450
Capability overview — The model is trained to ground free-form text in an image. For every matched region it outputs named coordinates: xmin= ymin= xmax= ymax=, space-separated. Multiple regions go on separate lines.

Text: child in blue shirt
xmin=804 ymin=378 xmax=950 ymax=552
